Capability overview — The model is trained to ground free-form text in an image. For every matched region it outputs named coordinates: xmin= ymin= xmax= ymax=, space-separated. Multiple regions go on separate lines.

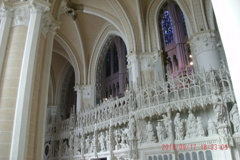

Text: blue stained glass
xmin=161 ymin=10 xmax=174 ymax=45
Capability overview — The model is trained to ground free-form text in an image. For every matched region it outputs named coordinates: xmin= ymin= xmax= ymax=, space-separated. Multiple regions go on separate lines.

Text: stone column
xmin=35 ymin=22 xmax=59 ymax=160
xmin=190 ymin=30 xmax=221 ymax=72
xmin=74 ymin=84 xmax=83 ymax=114
xmin=82 ymin=85 xmax=95 ymax=109
xmin=0 ymin=2 xmax=13 ymax=77
xmin=10 ymin=1 xmax=50 ymax=160
xmin=211 ymin=0 xmax=240 ymax=108
xmin=127 ymin=52 xmax=141 ymax=90
xmin=0 ymin=7 xmax=28 ymax=160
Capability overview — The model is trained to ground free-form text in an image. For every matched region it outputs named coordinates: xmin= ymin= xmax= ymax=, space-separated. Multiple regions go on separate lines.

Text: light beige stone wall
xmin=0 ymin=26 xmax=27 ymax=160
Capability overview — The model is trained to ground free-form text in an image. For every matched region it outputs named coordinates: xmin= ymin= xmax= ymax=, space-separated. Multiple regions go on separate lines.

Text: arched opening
xmin=61 ymin=66 xmax=76 ymax=119
xmin=98 ymin=36 xmax=128 ymax=102
xmin=158 ymin=1 xmax=191 ymax=77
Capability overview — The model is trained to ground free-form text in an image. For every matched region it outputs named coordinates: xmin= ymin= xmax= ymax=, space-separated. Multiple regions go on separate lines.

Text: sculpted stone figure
xmin=185 ymin=110 xmax=197 ymax=139
xmin=105 ymin=130 xmax=110 ymax=151
xmin=230 ymin=103 xmax=240 ymax=133
xmin=174 ymin=113 xmax=185 ymax=140
xmin=212 ymin=87 xmax=227 ymax=125
xmin=146 ymin=121 xmax=156 ymax=142
xmin=120 ymin=129 xmax=128 ymax=148
xmin=85 ymin=136 xmax=90 ymax=153
xmin=62 ymin=140 xmax=69 ymax=156
xmin=162 ymin=114 xmax=172 ymax=139
xmin=114 ymin=129 xmax=122 ymax=149
xmin=156 ymin=121 xmax=166 ymax=142
xmin=128 ymin=114 xmax=136 ymax=139
xmin=208 ymin=119 xmax=217 ymax=135
xmin=89 ymin=137 xmax=95 ymax=153
xmin=69 ymin=132 xmax=74 ymax=150
xmin=98 ymin=132 xmax=106 ymax=152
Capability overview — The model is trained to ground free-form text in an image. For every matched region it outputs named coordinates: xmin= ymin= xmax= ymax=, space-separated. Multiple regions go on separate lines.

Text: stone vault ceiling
xmin=55 ymin=0 xmax=153 ymax=84
xmin=53 ymin=0 xmax=196 ymax=84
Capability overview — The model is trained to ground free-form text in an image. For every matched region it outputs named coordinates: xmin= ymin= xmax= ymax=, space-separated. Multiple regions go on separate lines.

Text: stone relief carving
xmin=185 ymin=110 xmax=197 ymax=139
xmin=162 ymin=114 xmax=172 ymax=140
xmin=156 ymin=121 xmax=166 ymax=142
xmin=69 ymin=131 xmax=74 ymax=150
xmin=208 ymin=119 xmax=217 ymax=136
xmin=89 ymin=136 xmax=95 ymax=153
xmin=85 ymin=136 xmax=90 ymax=153
xmin=212 ymin=87 xmax=227 ymax=125
xmin=98 ymin=131 xmax=106 ymax=152
xmin=120 ymin=129 xmax=129 ymax=148
xmin=190 ymin=30 xmax=220 ymax=55
xmin=196 ymin=117 xmax=205 ymax=137
xmin=230 ymin=103 xmax=240 ymax=133
xmin=12 ymin=6 xmax=30 ymax=27
xmin=128 ymin=114 xmax=136 ymax=139
xmin=113 ymin=128 xmax=129 ymax=149
xmin=0 ymin=4 xmax=13 ymax=19
xmin=174 ymin=113 xmax=185 ymax=140
xmin=146 ymin=121 xmax=157 ymax=142
xmin=114 ymin=129 xmax=122 ymax=149
xmin=62 ymin=140 xmax=69 ymax=156
xmin=105 ymin=130 xmax=111 ymax=151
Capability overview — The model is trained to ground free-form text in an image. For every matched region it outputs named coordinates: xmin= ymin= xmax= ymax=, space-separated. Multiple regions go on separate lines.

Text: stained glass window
xmin=161 ymin=10 xmax=174 ymax=45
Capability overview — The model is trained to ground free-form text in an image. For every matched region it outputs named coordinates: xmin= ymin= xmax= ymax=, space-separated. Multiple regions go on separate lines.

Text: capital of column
xmin=0 ymin=2 xmax=13 ymax=18
xmin=48 ymin=21 xmax=60 ymax=34
xmin=74 ymin=84 xmax=82 ymax=92
xmin=189 ymin=30 xmax=221 ymax=55
xmin=127 ymin=51 xmax=161 ymax=70
xmin=41 ymin=13 xmax=60 ymax=35
xmin=10 ymin=0 xmax=50 ymax=27
xmin=29 ymin=0 xmax=50 ymax=14
xmin=127 ymin=51 xmax=139 ymax=69
xmin=189 ymin=30 xmax=222 ymax=71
